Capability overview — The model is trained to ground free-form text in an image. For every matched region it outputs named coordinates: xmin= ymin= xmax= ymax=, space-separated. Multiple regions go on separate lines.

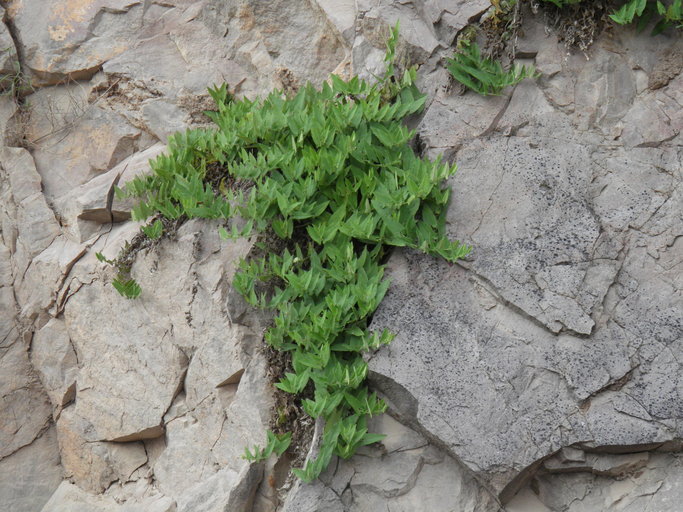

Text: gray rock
xmin=6 ymin=1 xmax=144 ymax=85
xmin=0 ymin=96 xmax=19 ymax=146
xmin=24 ymin=91 xmax=142 ymax=204
xmin=1 ymin=0 xmax=682 ymax=511
xmin=41 ymin=481 xmax=175 ymax=512
xmin=63 ymin=276 xmax=190 ymax=442
xmin=314 ymin=0 xmax=356 ymax=44
xmin=0 ymin=427 xmax=63 ymax=512
xmin=543 ymin=450 xmax=649 ymax=476
xmin=56 ymin=408 xmax=149 ymax=494
xmin=368 ymin=23 xmax=682 ymax=503
xmin=30 ymin=317 xmax=78 ymax=411
xmin=282 ymin=414 xmax=498 ymax=512
xmin=176 ymin=461 xmax=264 ymax=512
xmin=15 ymin=235 xmax=86 ymax=327
xmin=0 ymin=13 xmax=17 ymax=76
xmin=511 ymin=453 xmax=683 ymax=512
xmin=0 ymin=147 xmax=59 ymax=258
xmin=0 ymin=336 xmax=52 ymax=459
xmin=57 ymin=143 xmax=167 ymax=243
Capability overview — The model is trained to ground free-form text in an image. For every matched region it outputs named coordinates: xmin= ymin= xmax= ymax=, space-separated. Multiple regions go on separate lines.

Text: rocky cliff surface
xmin=0 ymin=1 xmax=681 ymax=511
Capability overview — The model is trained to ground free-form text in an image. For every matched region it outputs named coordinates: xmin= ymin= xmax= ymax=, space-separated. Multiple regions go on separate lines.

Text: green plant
xmin=243 ymin=431 xmax=292 ymax=462
xmin=540 ymin=0 xmax=582 ymax=7
xmin=610 ymin=0 xmax=682 ymax=31
xmin=112 ymin=277 xmax=142 ymax=299
xmin=0 ymin=57 xmax=33 ymax=99
xmin=446 ymin=41 xmax=538 ymax=95
xmin=115 ymin=24 xmax=470 ymax=481
xmin=610 ymin=0 xmax=649 ymax=24
xmin=96 ymin=252 xmax=142 ymax=299
xmin=140 ymin=219 xmax=164 ymax=239
xmin=540 ymin=0 xmax=682 ymax=32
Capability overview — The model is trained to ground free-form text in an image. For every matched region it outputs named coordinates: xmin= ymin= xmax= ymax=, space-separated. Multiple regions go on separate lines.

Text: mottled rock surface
xmin=369 ymin=14 xmax=682 ymax=504
xmin=0 ymin=0 xmax=681 ymax=511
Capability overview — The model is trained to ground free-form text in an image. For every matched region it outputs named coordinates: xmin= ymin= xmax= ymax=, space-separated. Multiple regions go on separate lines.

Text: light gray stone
xmin=0 ymin=427 xmax=63 ymax=512
xmin=31 ymin=317 xmax=78 ymax=410
xmin=5 ymin=0 xmax=144 ymax=85
xmin=0 ymin=96 xmax=19 ymax=146
xmin=0 ymin=147 xmax=59 ymax=258
xmin=62 ymin=276 xmax=190 ymax=442
xmin=41 ymin=481 xmax=175 ymax=512
xmin=0 ymin=14 xmax=17 ymax=77
xmin=55 ymin=408 xmax=148 ymax=494
xmin=283 ymin=414 xmax=498 ymax=512
xmin=518 ymin=453 xmax=683 ymax=512
xmin=57 ymin=143 xmax=167 ymax=243
xmin=1 ymin=1 xmax=682 ymax=511
xmin=367 ymin=21 xmax=683 ymax=503
xmin=25 ymin=96 xmax=142 ymax=204
xmin=0 ymin=337 xmax=52 ymax=459
xmin=176 ymin=461 xmax=264 ymax=512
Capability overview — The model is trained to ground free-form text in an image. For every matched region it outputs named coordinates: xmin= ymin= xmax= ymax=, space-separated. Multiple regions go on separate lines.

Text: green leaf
xmin=141 ymin=219 xmax=164 ymax=239
xmin=112 ymin=277 xmax=141 ymax=299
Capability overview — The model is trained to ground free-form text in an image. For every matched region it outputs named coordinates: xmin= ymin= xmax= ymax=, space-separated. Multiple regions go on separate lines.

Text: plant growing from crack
xmin=107 ymin=24 xmax=470 ymax=481
xmin=446 ymin=40 xmax=538 ymax=96
xmin=450 ymin=0 xmax=681 ymax=96
xmin=543 ymin=0 xmax=682 ymax=31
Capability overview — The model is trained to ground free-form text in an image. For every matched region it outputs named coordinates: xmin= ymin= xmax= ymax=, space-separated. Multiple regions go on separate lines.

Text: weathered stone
xmin=102 ymin=0 xmax=347 ymax=106
xmin=15 ymin=235 xmax=86 ymax=323
xmin=0 ymin=427 xmax=63 ymax=512
xmin=141 ymin=100 xmax=189 ymax=142
xmin=367 ymin=23 xmax=683 ymax=501
xmin=0 ymin=14 xmax=17 ymax=77
xmin=514 ymin=453 xmax=683 ymax=512
xmin=543 ymin=451 xmax=649 ymax=476
xmin=57 ymin=143 xmax=166 ymax=243
xmin=280 ymin=480 xmax=345 ymax=512
xmin=175 ymin=462 xmax=264 ymax=512
xmin=56 ymin=408 xmax=148 ymax=494
xmin=0 ymin=337 xmax=52 ymax=459
xmin=25 ymin=92 xmax=142 ymax=203
xmin=0 ymin=147 xmax=60 ymax=259
xmin=41 ymin=481 xmax=175 ymax=512
xmin=283 ymin=414 xmax=498 ymax=512
xmin=648 ymin=39 xmax=683 ymax=90
xmin=30 ymin=318 xmax=78 ymax=410
xmin=5 ymin=0 xmax=143 ymax=85
xmin=0 ymin=96 xmax=19 ymax=146
xmin=619 ymin=94 xmax=679 ymax=148
xmin=153 ymin=394 xmax=228 ymax=499
xmin=1 ymin=1 xmax=682 ymax=510
xmin=314 ymin=0 xmax=356 ymax=44
xmin=63 ymin=276 xmax=190 ymax=442
xmin=370 ymin=71 xmax=680 ymax=499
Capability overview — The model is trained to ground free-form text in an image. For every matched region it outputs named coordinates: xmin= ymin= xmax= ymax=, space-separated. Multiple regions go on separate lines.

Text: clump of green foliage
xmin=541 ymin=0 xmax=682 ymax=32
xmin=452 ymin=0 xmax=681 ymax=96
xmin=610 ymin=0 xmax=682 ymax=31
xmin=113 ymin=25 xmax=470 ymax=481
xmin=446 ymin=40 xmax=538 ymax=95
xmin=244 ymin=431 xmax=292 ymax=461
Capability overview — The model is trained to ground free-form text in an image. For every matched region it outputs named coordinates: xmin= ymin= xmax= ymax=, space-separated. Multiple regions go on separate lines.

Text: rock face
xmin=368 ymin=15 xmax=682 ymax=503
xmin=0 ymin=0 xmax=681 ymax=511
